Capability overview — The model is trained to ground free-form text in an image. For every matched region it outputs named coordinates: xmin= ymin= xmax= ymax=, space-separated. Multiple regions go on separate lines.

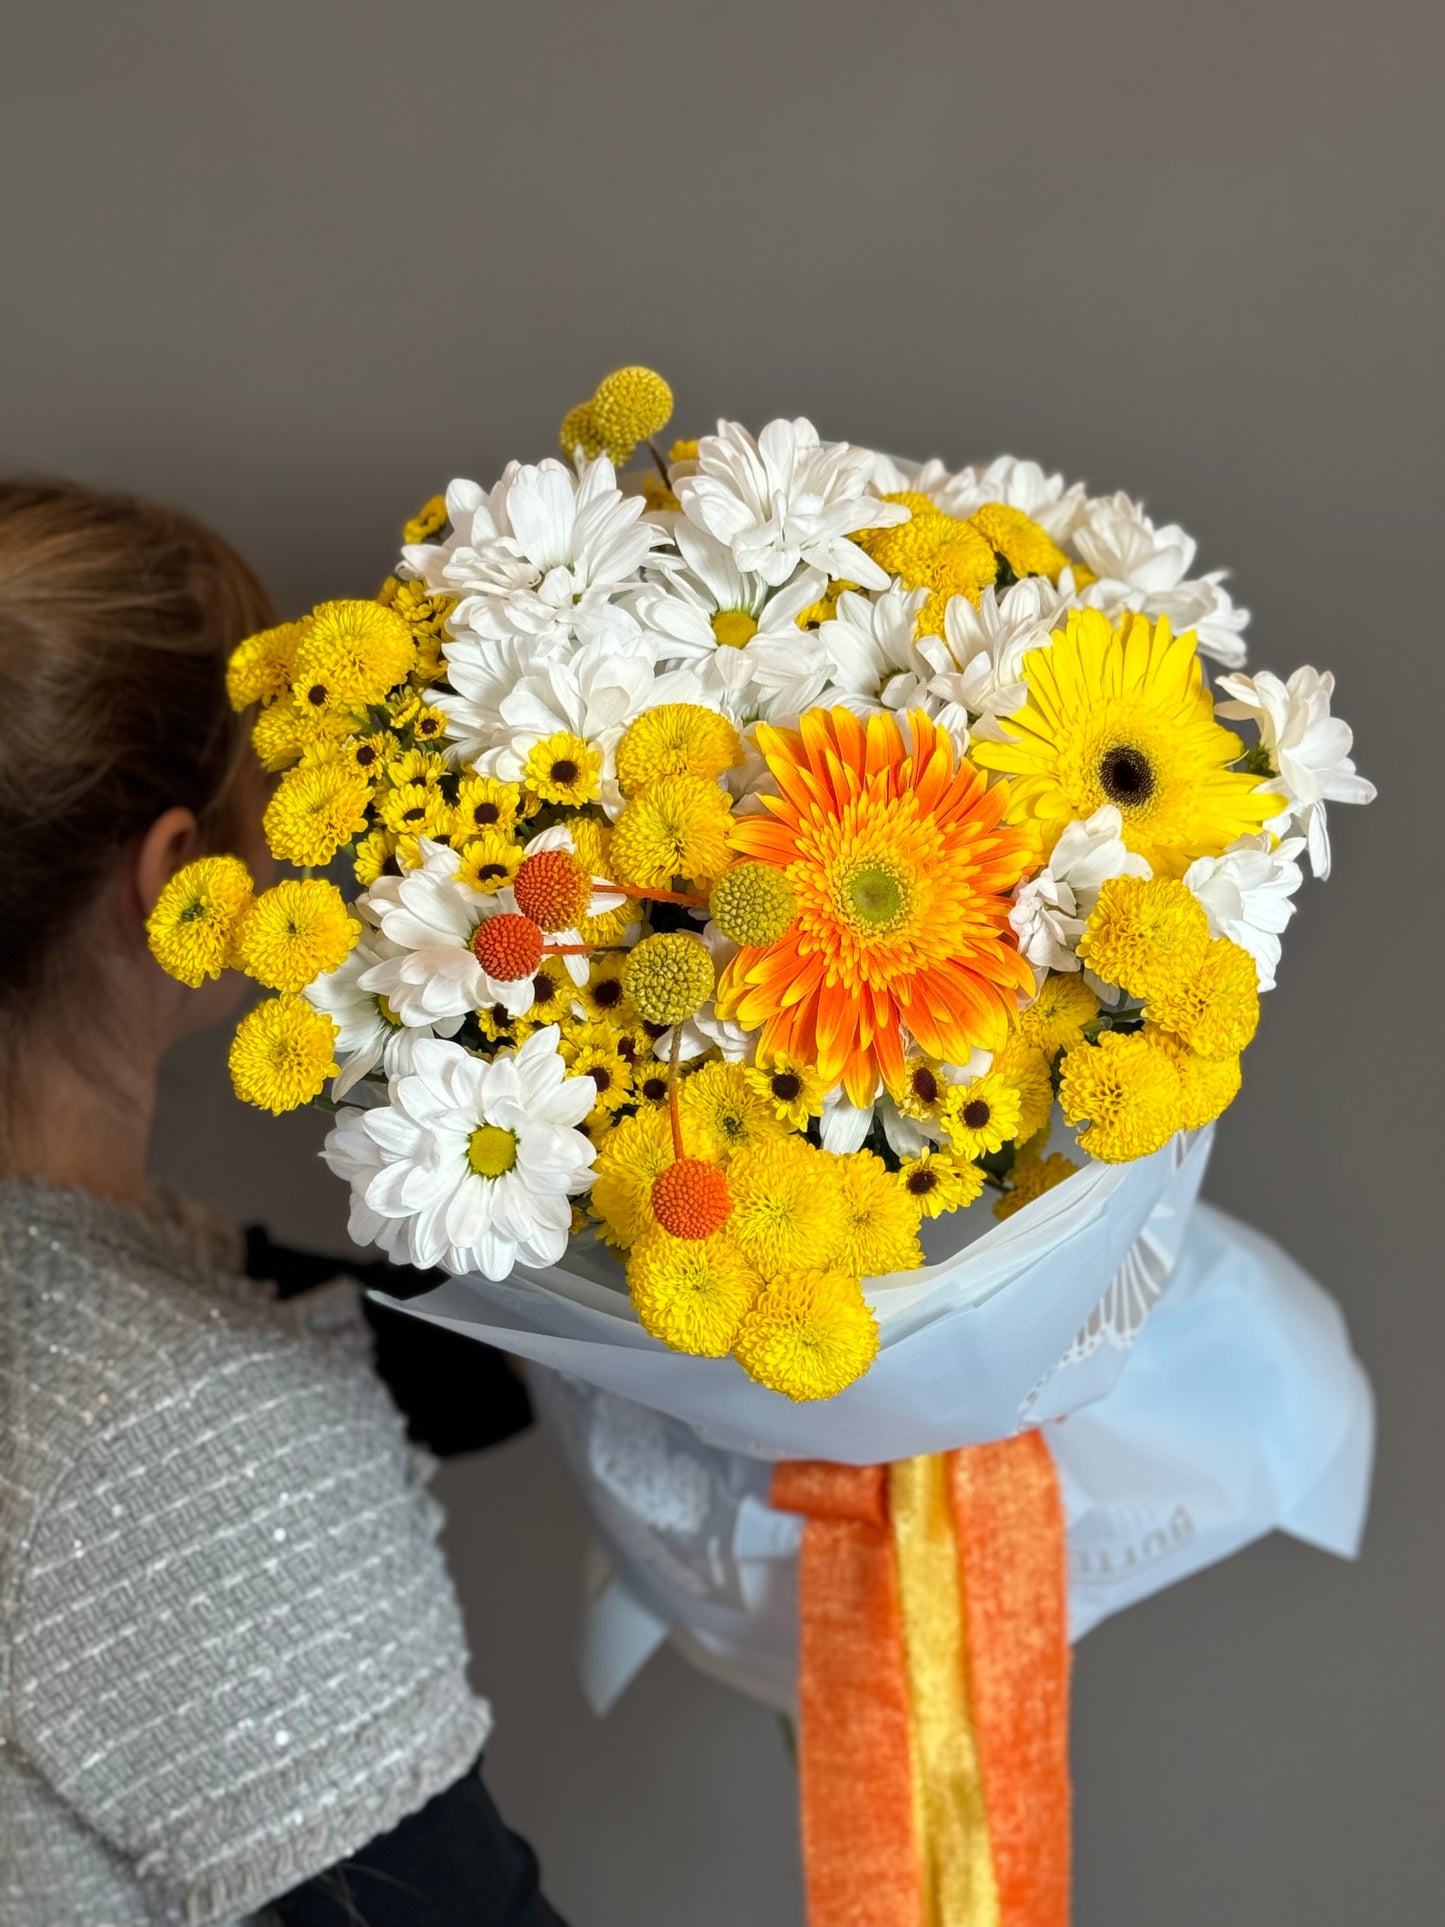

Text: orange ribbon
xmin=774 ymin=1436 xmax=1070 ymax=1927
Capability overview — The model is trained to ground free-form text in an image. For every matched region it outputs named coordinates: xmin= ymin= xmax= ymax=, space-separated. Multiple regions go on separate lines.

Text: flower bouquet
xmin=152 ymin=368 xmax=1376 ymax=1925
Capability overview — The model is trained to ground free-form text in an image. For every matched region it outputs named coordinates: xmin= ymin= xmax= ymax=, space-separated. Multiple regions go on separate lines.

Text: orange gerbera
xmin=716 ymin=708 xmax=1035 ymax=1105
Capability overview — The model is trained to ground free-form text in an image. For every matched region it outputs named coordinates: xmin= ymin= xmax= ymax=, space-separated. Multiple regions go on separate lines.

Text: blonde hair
xmin=0 ymin=479 xmax=274 ymax=1029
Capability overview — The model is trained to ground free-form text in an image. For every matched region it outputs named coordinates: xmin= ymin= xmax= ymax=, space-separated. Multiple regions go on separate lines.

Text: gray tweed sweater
xmin=0 ymin=1180 xmax=492 ymax=1927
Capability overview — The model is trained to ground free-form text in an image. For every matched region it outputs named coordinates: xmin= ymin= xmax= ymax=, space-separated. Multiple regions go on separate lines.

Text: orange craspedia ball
xmin=472 ymin=913 xmax=545 ymax=982
xmin=651 ymin=1157 xmax=732 ymax=1241
xmin=513 ymin=848 xmax=592 ymax=933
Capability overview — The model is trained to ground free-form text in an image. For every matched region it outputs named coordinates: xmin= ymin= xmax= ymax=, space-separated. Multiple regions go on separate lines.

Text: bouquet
xmin=150 ymin=368 xmax=1376 ymax=1924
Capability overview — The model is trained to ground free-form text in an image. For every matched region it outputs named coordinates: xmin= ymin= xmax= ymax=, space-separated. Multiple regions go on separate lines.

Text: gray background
xmin=3 ymin=2 xmax=1441 ymax=1919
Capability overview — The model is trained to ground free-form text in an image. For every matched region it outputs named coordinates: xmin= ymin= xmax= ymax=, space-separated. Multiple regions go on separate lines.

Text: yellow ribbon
xmin=888 ymin=1454 xmax=1001 ymax=1927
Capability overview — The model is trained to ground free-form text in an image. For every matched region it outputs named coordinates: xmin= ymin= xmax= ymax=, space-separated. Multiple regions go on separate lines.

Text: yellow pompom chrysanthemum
xmin=146 ymin=855 xmax=254 ymax=987
xmin=1058 ymin=1029 xmax=1183 ymax=1163
xmin=228 ymin=995 xmax=338 ymax=1114
xmin=1144 ymin=1024 xmax=1243 ymax=1130
xmin=733 ymin=1269 xmax=879 ymax=1403
xmin=591 ymin=1108 xmax=713 ymax=1250
xmin=616 ymin=703 xmax=742 ymax=795
xmin=1077 ymin=875 xmax=1211 ymax=1001
xmin=263 ymin=763 xmax=372 ymax=868
xmin=233 ymin=880 xmax=361 ymax=994
xmin=1145 ymin=938 xmax=1260 ymax=1060
xmin=608 ymin=775 xmax=734 ymax=888
xmin=292 ymin=599 xmax=416 ymax=708
xmin=226 ymin=621 xmax=305 ymax=711
xmin=725 ymin=1138 xmax=845 ymax=1277
xmin=827 ymin=1149 xmax=924 ymax=1277
xmin=681 ymin=1061 xmax=787 ymax=1160
xmin=627 ymin=1228 xmax=761 ymax=1357
xmin=1018 ymin=973 xmax=1101 ymax=1057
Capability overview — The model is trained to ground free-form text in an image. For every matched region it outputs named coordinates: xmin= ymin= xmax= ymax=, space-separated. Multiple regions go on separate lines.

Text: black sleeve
xmin=271 ymin=1757 xmax=570 ymax=1927
xmin=243 ymin=1226 xmax=534 ymax=1457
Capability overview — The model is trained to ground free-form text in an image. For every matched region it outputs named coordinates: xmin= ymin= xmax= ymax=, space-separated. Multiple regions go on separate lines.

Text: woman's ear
xmin=134 ymin=807 xmax=203 ymax=923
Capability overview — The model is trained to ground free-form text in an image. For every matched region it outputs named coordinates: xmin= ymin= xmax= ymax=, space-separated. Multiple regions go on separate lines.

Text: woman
xmin=0 ymin=480 xmax=568 ymax=1927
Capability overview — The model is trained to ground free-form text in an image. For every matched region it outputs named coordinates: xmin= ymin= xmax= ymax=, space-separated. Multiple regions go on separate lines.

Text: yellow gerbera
xmin=973 ymin=610 xmax=1285 ymax=876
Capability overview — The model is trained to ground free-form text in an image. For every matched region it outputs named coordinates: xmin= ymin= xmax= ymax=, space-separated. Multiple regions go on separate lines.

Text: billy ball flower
xmin=472 ymin=913 xmax=545 ymax=984
xmin=560 ymin=366 xmax=674 ymax=467
xmin=709 ymin=862 xmax=798 ymax=948
xmin=622 ymin=932 xmax=715 ymax=1026
xmin=732 ymin=1268 xmax=880 ymax=1403
xmin=146 ymin=855 xmax=255 ymax=987
xmin=514 ymin=849 xmax=593 ymax=933
xmin=650 ymin=1157 xmax=733 ymax=1241
xmin=229 ymin=996 xmax=339 ymax=1114
xmin=233 ymin=879 xmax=361 ymax=994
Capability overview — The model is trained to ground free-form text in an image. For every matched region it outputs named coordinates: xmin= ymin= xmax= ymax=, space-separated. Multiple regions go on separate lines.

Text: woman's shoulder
xmin=0 ymin=1179 xmax=411 ymax=1567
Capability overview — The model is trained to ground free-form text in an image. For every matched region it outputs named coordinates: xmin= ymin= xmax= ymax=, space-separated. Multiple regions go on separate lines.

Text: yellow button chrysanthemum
xmin=723 ymin=1137 xmax=846 ymax=1278
xmin=825 ymin=1149 xmax=925 ymax=1278
xmin=590 ymin=1107 xmax=716 ymax=1251
xmin=616 ymin=703 xmax=742 ymax=795
xmin=1058 ymin=1029 xmax=1184 ymax=1163
xmin=1144 ymin=1024 xmax=1243 ymax=1131
xmin=146 ymin=855 xmax=255 ymax=988
xmin=1017 ymin=973 xmax=1101 ymax=1058
xmin=228 ymin=995 xmax=339 ymax=1114
xmin=989 ymin=1035 xmax=1055 ymax=1144
xmin=680 ymin=1061 xmax=787 ymax=1160
xmin=232 ymin=879 xmax=361 ymax=994
xmin=627 ymin=1228 xmax=761 ymax=1357
xmin=994 ymin=1150 xmax=1080 ymax=1221
xmin=732 ymin=1269 xmax=880 ymax=1402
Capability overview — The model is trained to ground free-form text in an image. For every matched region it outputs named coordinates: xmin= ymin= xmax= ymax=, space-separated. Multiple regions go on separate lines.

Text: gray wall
xmin=5 ymin=3 xmax=1442 ymax=1919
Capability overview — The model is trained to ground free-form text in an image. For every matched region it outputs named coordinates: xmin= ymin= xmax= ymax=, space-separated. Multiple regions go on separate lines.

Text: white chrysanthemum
xmin=916 ymin=577 xmax=1068 ymax=743
xmin=401 ymin=458 xmax=668 ymax=652
xmin=434 ymin=630 xmax=568 ymax=767
xmin=676 ymin=418 xmax=908 ymax=589
xmin=1068 ymin=492 xmax=1249 ymax=668
xmin=933 ymin=456 xmax=1088 ymax=544
xmin=468 ymin=631 xmax=703 ymax=817
xmin=358 ymin=839 xmax=535 ymax=1025
xmin=1215 ymin=667 xmax=1375 ymax=879
xmin=1010 ymin=806 xmax=1153 ymax=975
xmin=1183 ymin=834 xmax=1305 ymax=992
xmin=630 ymin=519 xmax=826 ymax=720
xmin=305 ymin=934 xmax=462 ymax=1098
xmin=810 ymin=586 xmax=933 ymax=717
xmin=322 ymin=1029 xmax=596 ymax=1279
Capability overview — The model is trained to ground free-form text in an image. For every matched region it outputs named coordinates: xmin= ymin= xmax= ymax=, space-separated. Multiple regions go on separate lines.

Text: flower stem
xmin=667 ymin=1026 xmax=685 ymax=1162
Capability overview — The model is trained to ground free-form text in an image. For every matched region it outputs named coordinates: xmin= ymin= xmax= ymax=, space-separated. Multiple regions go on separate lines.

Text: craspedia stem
xmin=668 ymin=1025 xmax=685 ymax=1163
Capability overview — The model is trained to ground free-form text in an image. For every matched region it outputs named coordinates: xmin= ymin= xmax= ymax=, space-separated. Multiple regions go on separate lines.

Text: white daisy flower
xmin=305 ymin=934 xmax=462 ymax=1098
xmin=484 ymin=631 xmax=706 ymax=816
xmin=322 ymin=1029 xmax=596 ymax=1280
xmin=402 ymin=458 xmax=668 ymax=652
xmin=930 ymin=456 xmax=1088 ymax=544
xmin=676 ymin=418 xmax=908 ymax=589
xmin=1183 ymin=834 xmax=1306 ymax=992
xmin=1010 ymin=806 xmax=1152 ymax=976
xmin=1215 ymin=667 xmax=1376 ymax=878
xmin=928 ymin=577 xmax=1067 ymax=741
xmin=812 ymin=586 xmax=933 ymax=715
xmin=358 ymin=839 xmax=535 ymax=1026
xmin=1068 ymin=492 xmax=1249 ymax=668
xmin=630 ymin=519 xmax=827 ymax=721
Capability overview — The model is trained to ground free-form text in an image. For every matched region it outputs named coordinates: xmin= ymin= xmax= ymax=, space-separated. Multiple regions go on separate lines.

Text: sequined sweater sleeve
xmin=0 ymin=1183 xmax=492 ymax=1927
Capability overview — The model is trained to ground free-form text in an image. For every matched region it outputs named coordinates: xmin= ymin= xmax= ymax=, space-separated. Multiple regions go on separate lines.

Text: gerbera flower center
xmin=467 ymin=1123 xmax=519 ymax=1179
xmin=711 ymin=609 xmax=758 ymax=649
xmin=1097 ymin=743 xmax=1155 ymax=806
xmin=834 ymin=855 xmax=913 ymax=938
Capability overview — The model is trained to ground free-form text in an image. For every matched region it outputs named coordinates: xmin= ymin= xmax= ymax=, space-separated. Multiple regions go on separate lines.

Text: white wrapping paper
xmin=376 ymin=1126 xmax=1373 ymax=1715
